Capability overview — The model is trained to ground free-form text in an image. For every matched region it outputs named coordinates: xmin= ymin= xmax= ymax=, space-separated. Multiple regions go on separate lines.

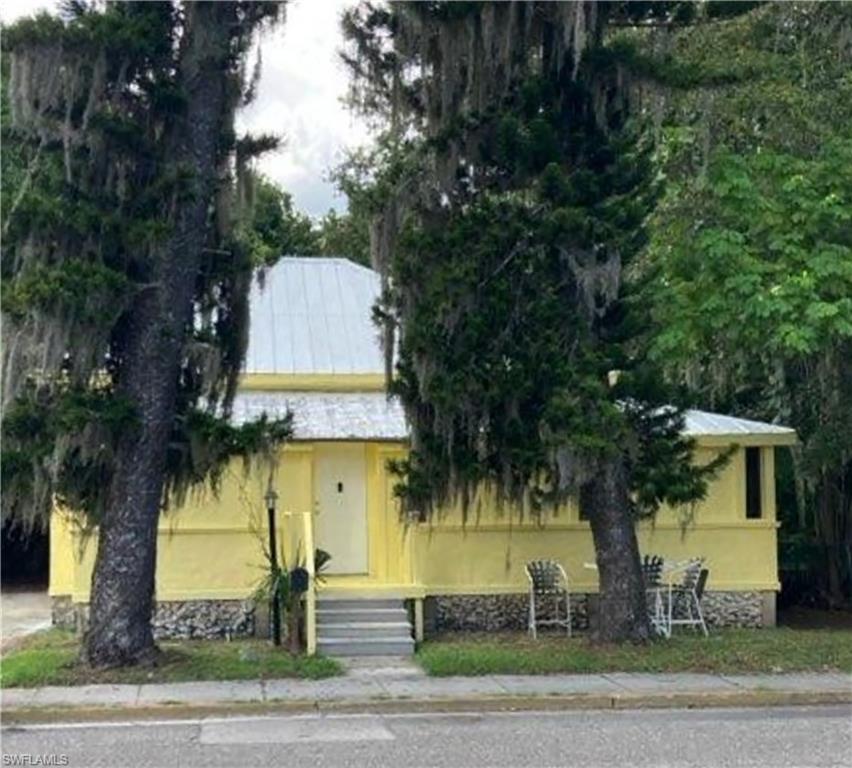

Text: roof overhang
xmin=240 ymin=373 xmax=386 ymax=392
xmin=231 ymin=392 xmax=797 ymax=446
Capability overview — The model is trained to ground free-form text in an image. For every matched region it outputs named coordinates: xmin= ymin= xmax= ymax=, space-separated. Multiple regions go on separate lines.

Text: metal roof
xmin=682 ymin=409 xmax=795 ymax=439
xmin=239 ymin=257 xmax=795 ymax=442
xmin=232 ymin=390 xmax=407 ymax=441
xmin=245 ymin=257 xmax=385 ymax=375
xmin=231 ymin=389 xmax=793 ymax=443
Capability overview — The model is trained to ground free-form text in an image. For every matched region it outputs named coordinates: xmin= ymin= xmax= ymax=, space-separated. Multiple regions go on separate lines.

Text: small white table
xmin=583 ymin=559 xmax=700 ymax=639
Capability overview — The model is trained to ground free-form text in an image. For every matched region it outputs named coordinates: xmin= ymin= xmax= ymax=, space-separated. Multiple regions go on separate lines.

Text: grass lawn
xmin=417 ymin=628 xmax=852 ymax=677
xmin=0 ymin=629 xmax=342 ymax=688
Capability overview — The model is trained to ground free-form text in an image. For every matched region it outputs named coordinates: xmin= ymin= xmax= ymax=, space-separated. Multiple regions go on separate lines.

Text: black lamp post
xmin=264 ymin=484 xmax=281 ymax=646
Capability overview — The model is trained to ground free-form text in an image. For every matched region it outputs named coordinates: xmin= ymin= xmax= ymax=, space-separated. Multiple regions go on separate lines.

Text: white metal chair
xmin=525 ymin=560 xmax=572 ymax=639
xmin=666 ymin=559 xmax=709 ymax=637
xmin=642 ymin=555 xmax=669 ymax=637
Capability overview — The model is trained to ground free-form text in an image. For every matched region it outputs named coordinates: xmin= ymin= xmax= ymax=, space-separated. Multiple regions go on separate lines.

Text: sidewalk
xmin=2 ymin=657 xmax=850 ymax=719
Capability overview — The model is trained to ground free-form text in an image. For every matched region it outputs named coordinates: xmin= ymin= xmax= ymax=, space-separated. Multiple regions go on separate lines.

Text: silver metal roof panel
xmin=241 ymin=257 xmax=795 ymax=441
xmin=232 ymin=391 xmax=407 ymax=441
xmin=682 ymin=409 xmax=795 ymax=437
xmin=245 ymin=257 xmax=384 ymax=375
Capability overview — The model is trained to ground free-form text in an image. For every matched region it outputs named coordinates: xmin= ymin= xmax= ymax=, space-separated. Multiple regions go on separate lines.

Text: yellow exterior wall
xmin=411 ymin=445 xmax=780 ymax=595
xmin=413 ymin=521 xmax=778 ymax=595
xmin=49 ymin=442 xmax=414 ymax=603
xmin=49 ymin=442 xmax=781 ymax=603
xmin=241 ymin=374 xmax=385 ymax=391
xmin=48 ymin=509 xmax=76 ymax=597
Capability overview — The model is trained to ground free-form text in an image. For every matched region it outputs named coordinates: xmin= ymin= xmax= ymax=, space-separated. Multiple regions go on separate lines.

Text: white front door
xmin=314 ymin=444 xmax=368 ymax=575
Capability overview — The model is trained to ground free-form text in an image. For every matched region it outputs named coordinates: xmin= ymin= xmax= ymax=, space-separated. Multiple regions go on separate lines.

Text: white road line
xmin=3 ymin=704 xmax=843 ymax=733
xmin=0 ymin=709 xmax=572 ymax=733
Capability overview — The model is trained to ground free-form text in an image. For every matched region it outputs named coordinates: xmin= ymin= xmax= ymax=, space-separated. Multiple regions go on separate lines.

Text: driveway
xmin=1 ymin=590 xmax=51 ymax=652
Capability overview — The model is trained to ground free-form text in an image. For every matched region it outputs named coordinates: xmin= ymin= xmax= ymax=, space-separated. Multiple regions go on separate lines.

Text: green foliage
xmin=166 ymin=411 xmax=293 ymax=505
xmin=418 ymin=627 xmax=852 ymax=676
xmin=1 ymin=386 xmax=138 ymax=529
xmin=2 ymin=261 xmax=130 ymax=323
xmin=235 ymin=176 xmax=320 ymax=266
xmin=643 ymin=1 xmax=852 ymax=605
xmin=0 ymin=629 xmax=342 ymax=688
xmin=315 ymin=209 xmax=371 ymax=266
xmin=650 ymin=142 xmax=852 ymax=366
xmin=251 ymin=541 xmax=332 ymax=650
xmin=1 ymin=3 xmax=292 ymax=531
xmin=341 ymin=3 xmax=732 ymax=523
xmin=323 ymin=136 xmax=422 ymax=267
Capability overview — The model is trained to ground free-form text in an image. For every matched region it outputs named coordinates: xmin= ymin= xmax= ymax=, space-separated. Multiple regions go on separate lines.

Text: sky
xmin=0 ymin=0 xmax=371 ymax=218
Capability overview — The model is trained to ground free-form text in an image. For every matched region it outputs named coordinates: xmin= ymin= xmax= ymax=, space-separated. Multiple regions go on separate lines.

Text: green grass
xmin=417 ymin=628 xmax=852 ymax=676
xmin=0 ymin=629 xmax=342 ymax=688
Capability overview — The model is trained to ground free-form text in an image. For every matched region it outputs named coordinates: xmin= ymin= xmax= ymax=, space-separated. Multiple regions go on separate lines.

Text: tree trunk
xmin=816 ymin=469 xmax=850 ymax=609
xmin=84 ymin=3 xmax=236 ymax=667
xmin=585 ymin=454 xmax=651 ymax=643
xmin=288 ymin=600 xmax=303 ymax=654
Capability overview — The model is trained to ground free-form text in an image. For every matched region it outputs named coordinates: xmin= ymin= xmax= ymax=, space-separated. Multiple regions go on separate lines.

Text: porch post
xmin=414 ymin=597 xmax=424 ymax=643
xmin=303 ymin=510 xmax=317 ymax=655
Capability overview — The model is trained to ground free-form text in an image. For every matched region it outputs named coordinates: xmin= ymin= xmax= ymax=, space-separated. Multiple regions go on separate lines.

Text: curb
xmin=3 ymin=688 xmax=850 ymax=725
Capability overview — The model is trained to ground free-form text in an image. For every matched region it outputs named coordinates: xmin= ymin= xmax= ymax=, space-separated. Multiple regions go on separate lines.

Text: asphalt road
xmin=2 ymin=705 xmax=850 ymax=768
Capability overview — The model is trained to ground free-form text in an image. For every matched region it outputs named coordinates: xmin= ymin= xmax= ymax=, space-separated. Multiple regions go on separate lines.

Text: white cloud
xmin=2 ymin=0 xmax=371 ymax=218
xmin=238 ymin=0 xmax=372 ymax=217
xmin=0 ymin=0 xmax=54 ymax=22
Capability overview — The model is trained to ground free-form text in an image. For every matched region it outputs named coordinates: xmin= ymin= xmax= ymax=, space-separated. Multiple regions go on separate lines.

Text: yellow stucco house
xmin=50 ymin=257 xmax=796 ymax=655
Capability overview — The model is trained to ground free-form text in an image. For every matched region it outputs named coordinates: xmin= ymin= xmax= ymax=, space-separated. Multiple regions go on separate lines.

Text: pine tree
xmin=2 ymin=2 xmax=289 ymax=666
xmin=341 ymin=1 xmax=731 ymax=642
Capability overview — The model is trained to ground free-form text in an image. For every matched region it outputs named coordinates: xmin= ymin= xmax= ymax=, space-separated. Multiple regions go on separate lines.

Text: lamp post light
xmin=264 ymin=484 xmax=281 ymax=646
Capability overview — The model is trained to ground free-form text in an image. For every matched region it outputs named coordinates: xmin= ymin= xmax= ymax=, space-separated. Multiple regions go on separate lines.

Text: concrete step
xmin=317 ymin=607 xmax=409 ymax=624
xmin=318 ymin=598 xmax=404 ymax=611
xmin=317 ymin=636 xmax=415 ymax=657
xmin=319 ymin=621 xmax=412 ymax=640
xmin=315 ymin=597 xmax=415 ymax=656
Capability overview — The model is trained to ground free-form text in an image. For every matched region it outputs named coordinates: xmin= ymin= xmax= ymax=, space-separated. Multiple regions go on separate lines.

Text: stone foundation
xmin=152 ymin=600 xmax=255 ymax=640
xmin=51 ymin=595 xmax=77 ymax=630
xmin=429 ymin=593 xmax=589 ymax=633
xmin=51 ymin=598 xmax=256 ymax=639
xmin=701 ymin=591 xmax=764 ymax=628
xmin=51 ymin=589 xmax=770 ymax=640
xmin=428 ymin=590 xmax=768 ymax=634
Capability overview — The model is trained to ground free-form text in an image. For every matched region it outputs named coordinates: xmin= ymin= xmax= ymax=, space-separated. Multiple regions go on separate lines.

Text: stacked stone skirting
xmin=429 ymin=593 xmax=590 ymax=633
xmin=51 ymin=595 xmax=77 ymax=630
xmin=428 ymin=590 xmax=768 ymax=633
xmin=701 ymin=591 xmax=764 ymax=628
xmin=52 ymin=590 xmax=768 ymax=638
xmin=51 ymin=597 xmax=256 ymax=640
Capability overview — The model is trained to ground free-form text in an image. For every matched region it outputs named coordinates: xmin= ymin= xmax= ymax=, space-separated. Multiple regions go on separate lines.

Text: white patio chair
xmin=642 ymin=555 xmax=668 ymax=637
xmin=525 ymin=560 xmax=572 ymax=639
xmin=667 ymin=559 xmax=709 ymax=637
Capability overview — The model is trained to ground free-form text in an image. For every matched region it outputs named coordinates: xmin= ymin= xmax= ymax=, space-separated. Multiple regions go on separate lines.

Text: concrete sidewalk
xmin=2 ymin=661 xmax=850 ymax=718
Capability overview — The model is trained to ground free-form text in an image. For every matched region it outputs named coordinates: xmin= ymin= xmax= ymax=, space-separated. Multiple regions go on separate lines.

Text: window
xmin=745 ymin=447 xmax=762 ymax=519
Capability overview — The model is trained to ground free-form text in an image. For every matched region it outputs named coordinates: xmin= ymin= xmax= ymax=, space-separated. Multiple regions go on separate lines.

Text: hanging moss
xmin=1 ymin=3 xmax=289 ymax=532
xmin=165 ymin=410 xmax=294 ymax=508
xmin=1 ymin=385 xmax=138 ymax=530
xmin=342 ymin=2 xmax=730 ymax=522
xmin=2 ymin=261 xmax=130 ymax=323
